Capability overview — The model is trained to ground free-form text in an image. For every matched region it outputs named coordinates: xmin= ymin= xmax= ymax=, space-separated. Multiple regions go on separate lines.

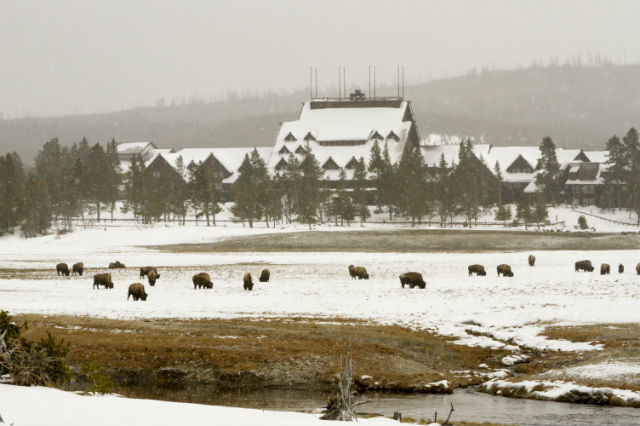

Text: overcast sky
xmin=1 ymin=0 xmax=639 ymax=118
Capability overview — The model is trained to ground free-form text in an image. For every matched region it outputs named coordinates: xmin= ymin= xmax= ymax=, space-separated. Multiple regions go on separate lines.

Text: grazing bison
xmin=127 ymin=283 xmax=147 ymax=301
xmin=468 ymin=264 xmax=486 ymax=276
xmin=352 ymin=266 xmax=369 ymax=280
xmin=93 ymin=273 xmax=114 ymax=289
xmin=72 ymin=262 xmax=84 ymax=276
xmin=575 ymin=260 xmax=594 ymax=272
xmin=600 ymin=263 xmax=610 ymax=275
xmin=193 ymin=272 xmax=213 ymax=289
xmin=243 ymin=272 xmax=254 ymax=291
xmin=619 ymin=264 xmax=624 ymax=274
xmin=259 ymin=269 xmax=270 ymax=282
xmin=636 ymin=263 xmax=640 ymax=275
xmin=108 ymin=261 xmax=126 ymax=269
xmin=56 ymin=263 xmax=70 ymax=276
xmin=528 ymin=255 xmax=536 ymax=267
xmin=348 ymin=265 xmax=357 ymax=279
xmin=497 ymin=264 xmax=514 ymax=277
xmin=399 ymin=272 xmax=426 ymax=289
xmin=139 ymin=267 xmax=159 ymax=279
xmin=147 ymin=270 xmax=157 ymax=286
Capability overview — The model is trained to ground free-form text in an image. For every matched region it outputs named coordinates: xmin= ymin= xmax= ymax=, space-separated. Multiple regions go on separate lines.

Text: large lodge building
xmin=117 ymin=92 xmax=610 ymax=206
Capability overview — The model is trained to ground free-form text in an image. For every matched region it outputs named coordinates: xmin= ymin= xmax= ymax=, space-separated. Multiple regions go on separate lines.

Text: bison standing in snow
xmin=619 ymin=264 xmax=624 ymax=274
xmin=243 ymin=272 xmax=254 ymax=291
xmin=600 ymin=263 xmax=610 ymax=275
xmin=127 ymin=283 xmax=147 ymax=301
xmin=468 ymin=264 xmax=486 ymax=276
xmin=108 ymin=261 xmax=126 ymax=269
xmin=497 ymin=264 xmax=514 ymax=277
xmin=259 ymin=269 xmax=270 ymax=282
xmin=399 ymin=272 xmax=426 ymax=289
xmin=147 ymin=270 xmax=157 ymax=286
xmin=575 ymin=260 xmax=594 ymax=272
xmin=72 ymin=262 xmax=84 ymax=276
xmin=139 ymin=267 xmax=159 ymax=279
xmin=528 ymin=255 xmax=536 ymax=267
xmin=636 ymin=263 xmax=640 ymax=275
xmin=56 ymin=263 xmax=70 ymax=276
xmin=352 ymin=266 xmax=369 ymax=280
xmin=93 ymin=273 xmax=114 ymax=289
xmin=193 ymin=272 xmax=213 ymax=289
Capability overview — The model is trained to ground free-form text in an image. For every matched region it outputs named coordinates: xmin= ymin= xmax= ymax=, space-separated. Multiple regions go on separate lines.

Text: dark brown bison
xmin=399 ymin=272 xmax=426 ymax=289
xmin=497 ymin=264 xmax=514 ymax=277
xmin=468 ymin=264 xmax=486 ymax=276
xmin=348 ymin=265 xmax=356 ymax=279
xmin=93 ymin=273 xmax=114 ymax=289
xmin=139 ymin=267 xmax=159 ymax=279
xmin=193 ymin=272 xmax=213 ymax=289
xmin=352 ymin=266 xmax=369 ymax=280
xmin=108 ymin=261 xmax=126 ymax=269
xmin=56 ymin=263 xmax=70 ymax=276
xmin=72 ymin=262 xmax=84 ymax=276
xmin=127 ymin=283 xmax=147 ymax=301
xmin=636 ymin=263 xmax=640 ymax=275
xmin=147 ymin=270 xmax=157 ymax=286
xmin=575 ymin=260 xmax=594 ymax=272
xmin=528 ymin=255 xmax=536 ymax=267
xmin=243 ymin=272 xmax=254 ymax=291
xmin=619 ymin=264 xmax=624 ymax=273
xmin=259 ymin=269 xmax=270 ymax=282
xmin=600 ymin=263 xmax=610 ymax=275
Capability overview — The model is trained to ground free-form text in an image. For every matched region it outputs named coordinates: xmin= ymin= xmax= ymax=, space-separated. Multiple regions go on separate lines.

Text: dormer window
xmin=386 ymin=131 xmax=400 ymax=142
xmin=370 ymin=130 xmax=383 ymax=141
xmin=295 ymin=145 xmax=307 ymax=154
xmin=275 ymin=158 xmax=289 ymax=171
xmin=345 ymin=157 xmax=359 ymax=169
xmin=304 ymin=132 xmax=316 ymax=142
xmin=322 ymin=157 xmax=340 ymax=170
xmin=279 ymin=146 xmax=291 ymax=155
xmin=284 ymin=132 xmax=297 ymax=142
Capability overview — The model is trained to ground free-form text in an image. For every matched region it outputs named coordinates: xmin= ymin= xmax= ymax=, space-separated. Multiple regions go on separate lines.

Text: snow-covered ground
xmin=0 ymin=384 xmax=399 ymax=426
xmin=1 ymin=236 xmax=639 ymax=353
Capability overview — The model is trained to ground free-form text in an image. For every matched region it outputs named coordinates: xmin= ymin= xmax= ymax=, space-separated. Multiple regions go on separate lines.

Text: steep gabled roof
xmin=322 ymin=157 xmax=340 ymax=170
xmin=344 ymin=157 xmax=359 ymax=169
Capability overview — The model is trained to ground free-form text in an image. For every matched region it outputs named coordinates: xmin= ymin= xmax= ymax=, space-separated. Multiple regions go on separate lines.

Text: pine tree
xmin=122 ymin=154 xmax=146 ymax=221
xmin=531 ymin=193 xmax=548 ymax=229
xmin=297 ymin=150 xmax=323 ymax=229
xmin=353 ymin=158 xmax=370 ymax=225
xmin=535 ymin=136 xmax=561 ymax=205
xmin=231 ymin=154 xmax=257 ymax=228
xmin=379 ymin=143 xmax=397 ymax=220
xmin=188 ymin=160 xmax=222 ymax=226
xmin=397 ymin=144 xmax=427 ymax=225
xmin=105 ymin=139 xmax=122 ymax=221
xmin=435 ymin=154 xmax=452 ymax=225
xmin=622 ymin=128 xmax=640 ymax=223
xmin=368 ymin=141 xmax=384 ymax=212
xmin=172 ymin=156 xmax=189 ymax=224
xmin=34 ymin=138 xmax=68 ymax=226
xmin=602 ymin=135 xmax=625 ymax=208
xmin=22 ymin=173 xmax=52 ymax=237
xmin=494 ymin=161 xmax=504 ymax=207
xmin=451 ymin=139 xmax=480 ymax=226
xmin=0 ymin=153 xmax=25 ymax=235
xmin=516 ymin=195 xmax=532 ymax=229
xmin=85 ymin=143 xmax=112 ymax=222
xmin=250 ymin=149 xmax=271 ymax=226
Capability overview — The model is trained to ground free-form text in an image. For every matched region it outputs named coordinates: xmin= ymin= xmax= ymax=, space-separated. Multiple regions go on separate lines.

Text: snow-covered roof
xmin=268 ymin=99 xmax=414 ymax=180
xmin=584 ymin=151 xmax=609 ymax=163
xmin=565 ymin=162 xmax=604 ymax=185
xmin=116 ymin=141 xmax=156 ymax=154
xmin=153 ymin=147 xmax=272 ymax=182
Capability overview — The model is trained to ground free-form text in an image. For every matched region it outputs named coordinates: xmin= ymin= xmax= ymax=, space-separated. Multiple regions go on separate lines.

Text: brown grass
xmin=147 ymin=229 xmax=640 ymax=253
xmin=16 ymin=314 xmax=508 ymax=392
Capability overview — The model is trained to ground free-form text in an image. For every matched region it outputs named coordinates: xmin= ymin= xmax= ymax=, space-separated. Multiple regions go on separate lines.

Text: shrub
xmin=81 ymin=354 xmax=113 ymax=394
xmin=578 ymin=215 xmax=588 ymax=230
xmin=0 ymin=310 xmax=71 ymax=386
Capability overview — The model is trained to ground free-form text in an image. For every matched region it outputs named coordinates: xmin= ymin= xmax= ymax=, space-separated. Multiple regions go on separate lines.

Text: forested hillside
xmin=2 ymin=64 xmax=640 ymax=163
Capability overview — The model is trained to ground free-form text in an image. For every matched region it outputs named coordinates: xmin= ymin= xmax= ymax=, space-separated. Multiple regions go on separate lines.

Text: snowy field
xmin=1 ymin=233 xmax=639 ymax=352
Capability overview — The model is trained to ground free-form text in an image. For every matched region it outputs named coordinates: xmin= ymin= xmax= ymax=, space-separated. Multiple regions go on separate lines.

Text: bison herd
xmin=53 ymin=254 xmax=640 ymax=301
xmin=53 ymin=261 xmax=273 ymax=300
